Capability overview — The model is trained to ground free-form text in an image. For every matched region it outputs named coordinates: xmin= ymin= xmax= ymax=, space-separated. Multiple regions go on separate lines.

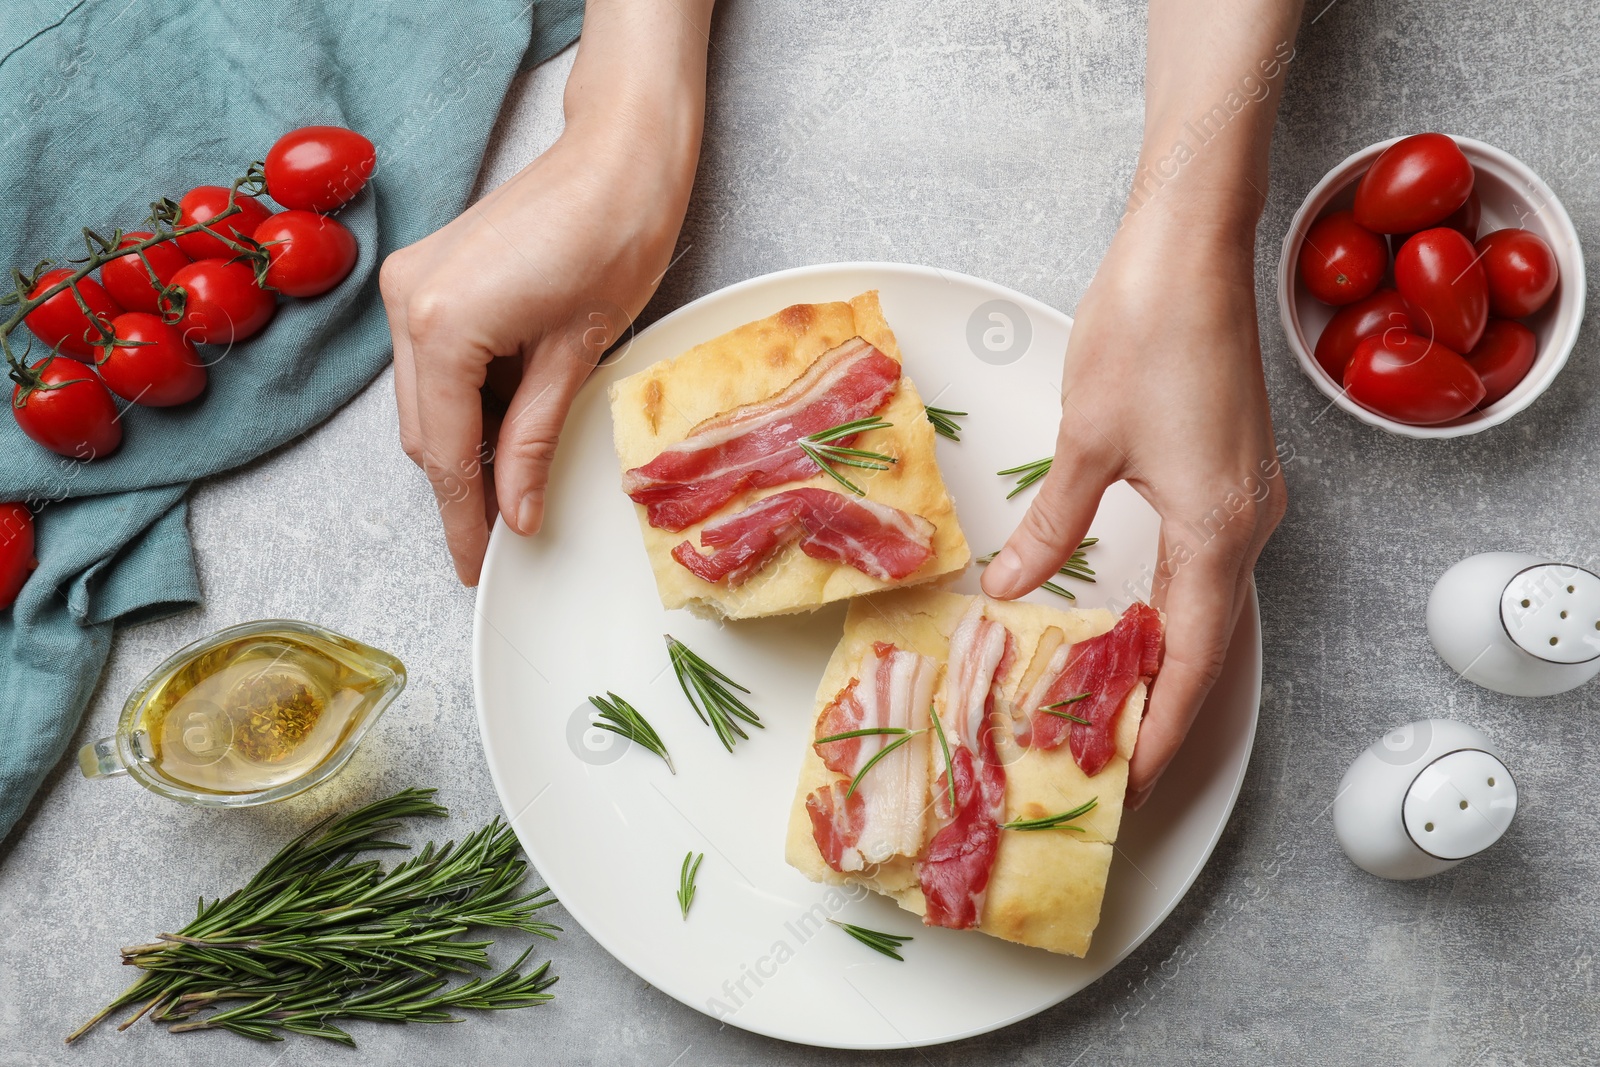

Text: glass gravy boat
xmin=79 ymin=620 xmax=405 ymax=807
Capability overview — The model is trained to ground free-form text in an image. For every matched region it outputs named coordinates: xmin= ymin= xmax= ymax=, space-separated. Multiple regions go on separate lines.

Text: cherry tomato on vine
xmin=100 ymin=232 xmax=192 ymax=314
xmin=253 ymin=210 xmax=358 ymax=297
xmin=97 ymin=312 xmax=207 ymax=406
xmin=1299 ymin=210 xmax=1388 ymax=306
xmin=0 ymin=502 xmax=34 ymax=610
xmin=23 ymin=268 xmax=122 ymax=361
xmin=1354 ymin=133 xmax=1474 ymax=234
xmin=1475 ymin=228 xmax=1558 ymax=319
xmin=1394 ymin=227 xmax=1489 ymax=354
xmin=174 ymin=186 xmax=273 ymax=261
xmin=1465 ymin=319 xmax=1538 ymax=407
xmin=166 ymin=260 xmax=276 ymax=345
xmin=1313 ymin=288 xmax=1414 ymax=380
xmin=1343 ymin=330 xmax=1485 ymax=425
xmin=264 ymin=126 xmax=376 ymax=212
xmin=11 ymin=355 xmax=122 ymax=458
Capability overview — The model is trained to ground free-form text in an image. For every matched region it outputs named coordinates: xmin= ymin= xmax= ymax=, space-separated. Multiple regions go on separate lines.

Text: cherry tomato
xmin=264 ymin=126 xmax=377 ymax=212
xmin=0 ymin=502 xmax=35 ymax=610
xmin=1475 ymin=228 xmax=1558 ymax=319
xmin=174 ymin=186 xmax=273 ymax=261
xmin=1343 ymin=330 xmax=1485 ymax=425
xmin=166 ymin=260 xmax=277 ymax=345
xmin=1394 ymin=227 xmax=1489 ymax=353
xmin=1299 ymin=210 xmax=1388 ymax=305
xmin=1313 ymin=288 xmax=1415 ymax=380
xmin=253 ymin=210 xmax=358 ymax=297
xmin=11 ymin=355 xmax=123 ymax=459
xmin=100 ymin=232 xmax=192 ymax=315
xmin=1465 ymin=319 xmax=1537 ymax=408
xmin=97 ymin=312 xmax=207 ymax=406
xmin=23 ymin=268 xmax=122 ymax=361
xmin=1354 ymin=133 xmax=1474 ymax=234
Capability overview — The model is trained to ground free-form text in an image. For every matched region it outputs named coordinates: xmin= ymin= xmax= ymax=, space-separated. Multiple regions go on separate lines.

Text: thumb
xmin=982 ymin=444 xmax=1115 ymax=600
xmin=494 ymin=351 xmax=591 ymax=538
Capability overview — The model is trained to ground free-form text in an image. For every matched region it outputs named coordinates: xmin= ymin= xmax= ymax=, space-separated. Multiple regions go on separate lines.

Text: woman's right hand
xmin=380 ymin=0 xmax=714 ymax=585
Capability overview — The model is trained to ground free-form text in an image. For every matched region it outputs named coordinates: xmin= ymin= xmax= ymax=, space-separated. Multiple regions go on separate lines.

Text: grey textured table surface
xmin=4 ymin=2 xmax=1599 ymax=1064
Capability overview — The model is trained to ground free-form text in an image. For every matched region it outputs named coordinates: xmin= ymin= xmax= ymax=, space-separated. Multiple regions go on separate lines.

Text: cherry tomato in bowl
xmin=1312 ymin=288 xmax=1414 ymax=380
xmin=1394 ymin=227 xmax=1488 ymax=354
xmin=0 ymin=502 xmax=34 ymax=610
xmin=11 ymin=355 xmax=123 ymax=459
xmin=264 ymin=126 xmax=376 ymax=212
xmin=1343 ymin=330 xmax=1485 ymax=426
xmin=1299 ymin=210 xmax=1388 ymax=306
xmin=1476 ymin=228 xmax=1558 ymax=318
xmin=174 ymin=186 xmax=273 ymax=261
xmin=1465 ymin=319 xmax=1537 ymax=408
xmin=100 ymin=233 xmax=191 ymax=314
xmin=98 ymin=312 xmax=207 ymax=406
xmin=253 ymin=210 xmax=358 ymax=297
xmin=23 ymin=268 xmax=122 ymax=361
xmin=166 ymin=260 xmax=277 ymax=345
xmin=1354 ymin=133 xmax=1474 ymax=234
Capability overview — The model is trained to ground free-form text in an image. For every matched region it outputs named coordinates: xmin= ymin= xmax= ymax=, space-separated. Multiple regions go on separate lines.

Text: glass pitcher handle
xmin=78 ymin=736 xmax=128 ymax=779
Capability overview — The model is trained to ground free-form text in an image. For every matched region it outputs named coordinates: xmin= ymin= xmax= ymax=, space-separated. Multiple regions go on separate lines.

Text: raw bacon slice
xmin=919 ymin=602 xmax=1013 ymax=930
xmin=806 ymin=782 xmax=869 ymax=872
xmin=809 ymin=642 xmax=938 ymax=868
xmin=671 ymin=488 xmax=935 ymax=586
xmin=1025 ymin=602 xmax=1165 ymax=776
xmin=621 ymin=337 xmax=901 ymax=531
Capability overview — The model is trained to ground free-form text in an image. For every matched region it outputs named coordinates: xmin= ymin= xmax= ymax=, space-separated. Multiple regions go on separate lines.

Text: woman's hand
xmin=980 ymin=211 xmax=1286 ymax=806
xmin=381 ymin=0 xmax=713 ymax=585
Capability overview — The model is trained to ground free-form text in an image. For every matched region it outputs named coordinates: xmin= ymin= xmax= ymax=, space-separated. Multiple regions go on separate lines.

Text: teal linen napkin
xmin=0 ymin=0 xmax=583 ymax=842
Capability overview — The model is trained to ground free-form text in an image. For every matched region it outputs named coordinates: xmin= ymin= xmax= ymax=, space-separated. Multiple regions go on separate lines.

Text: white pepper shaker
xmin=1427 ymin=552 xmax=1600 ymax=696
xmin=1333 ymin=718 xmax=1518 ymax=880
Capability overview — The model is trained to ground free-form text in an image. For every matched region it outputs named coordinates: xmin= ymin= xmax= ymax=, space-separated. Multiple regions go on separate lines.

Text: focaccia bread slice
xmin=609 ymin=291 xmax=968 ymax=619
xmin=784 ymin=588 xmax=1150 ymax=957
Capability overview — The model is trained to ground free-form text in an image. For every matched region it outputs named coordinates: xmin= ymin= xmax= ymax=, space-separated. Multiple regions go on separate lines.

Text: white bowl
xmin=1278 ymin=135 xmax=1585 ymax=439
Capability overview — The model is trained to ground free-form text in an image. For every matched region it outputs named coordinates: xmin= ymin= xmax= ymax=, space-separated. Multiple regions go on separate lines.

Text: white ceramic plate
xmin=474 ymin=263 xmax=1262 ymax=1049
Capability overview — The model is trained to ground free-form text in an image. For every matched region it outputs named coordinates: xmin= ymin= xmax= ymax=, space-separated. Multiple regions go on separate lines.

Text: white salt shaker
xmin=1428 ymin=552 xmax=1600 ymax=696
xmin=1333 ymin=719 xmax=1517 ymax=880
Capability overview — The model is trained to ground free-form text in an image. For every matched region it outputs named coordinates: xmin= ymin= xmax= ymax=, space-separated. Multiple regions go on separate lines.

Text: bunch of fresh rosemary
xmin=68 ymin=788 xmax=560 ymax=1047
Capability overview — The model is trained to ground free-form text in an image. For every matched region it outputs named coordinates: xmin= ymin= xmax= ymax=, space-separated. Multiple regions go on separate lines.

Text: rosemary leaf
xmin=997 ymin=456 xmax=1052 ymax=498
xmin=69 ymin=790 xmax=561 ymax=1047
xmin=1040 ymin=693 xmax=1092 ymax=725
xmin=814 ymin=726 xmax=912 ymax=745
xmin=665 ymin=635 xmax=762 ymax=753
xmin=843 ymin=730 xmax=924 ymax=800
xmin=978 ymin=538 xmax=1099 ymax=601
xmin=800 ymin=417 xmax=897 ymax=496
xmin=924 ymin=406 xmax=967 ymax=442
xmin=1001 ymin=797 xmax=1099 ymax=832
xmin=828 ymin=919 xmax=913 ymax=961
xmin=588 ymin=692 xmax=674 ymax=774
xmin=677 ymin=852 xmax=704 ymax=920
xmin=928 ymin=705 xmax=957 ymax=813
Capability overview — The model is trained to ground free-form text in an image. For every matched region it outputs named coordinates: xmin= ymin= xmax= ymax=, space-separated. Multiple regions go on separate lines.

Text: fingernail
xmin=516 ymin=492 xmax=543 ymax=536
xmin=1127 ymin=784 xmax=1154 ymax=811
xmin=982 ymin=547 xmax=1023 ymax=598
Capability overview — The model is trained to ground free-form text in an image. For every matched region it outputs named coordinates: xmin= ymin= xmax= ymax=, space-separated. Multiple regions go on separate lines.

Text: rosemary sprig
xmin=799 ymin=416 xmax=897 ymax=496
xmin=928 ymin=705 xmax=957 ymax=812
xmin=979 ymin=537 xmax=1098 ymax=600
xmin=69 ymin=789 xmax=561 ymax=1047
xmin=1041 ymin=694 xmax=1092 ymax=726
xmin=924 ymin=405 xmax=967 ymax=442
xmin=844 ymin=730 xmax=924 ymax=799
xmin=828 ymin=919 xmax=913 ymax=961
xmin=1001 ymin=797 xmax=1099 ymax=832
xmin=665 ymin=635 xmax=762 ymax=753
xmin=998 ymin=456 xmax=1052 ymax=498
xmin=588 ymin=692 xmax=674 ymax=774
xmin=677 ymin=852 xmax=704 ymax=920
xmin=814 ymin=726 xmax=912 ymax=745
